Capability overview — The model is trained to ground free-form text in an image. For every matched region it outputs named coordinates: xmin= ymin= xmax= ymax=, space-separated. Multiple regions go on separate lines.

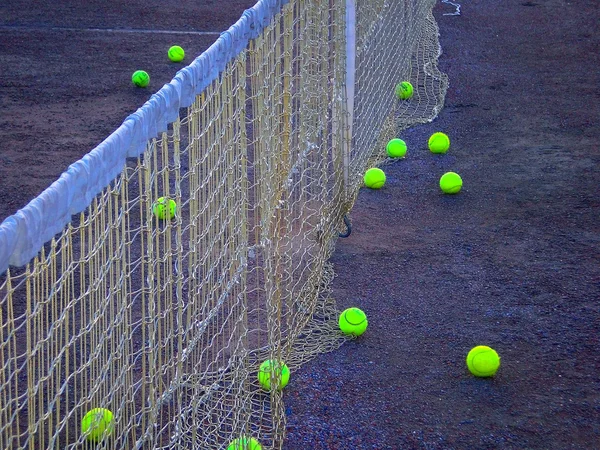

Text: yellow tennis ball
xmin=338 ymin=307 xmax=368 ymax=337
xmin=386 ymin=138 xmax=407 ymax=158
xmin=363 ymin=168 xmax=386 ymax=189
xmin=227 ymin=436 xmax=262 ymax=450
xmin=466 ymin=345 xmax=500 ymax=377
xmin=395 ymin=81 xmax=414 ymax=100
xmin=81 ymin=408 xmax=114 ymax=443
xmin=258 ymin=359 xmax=290 ymax=391
xmin=168 ymin=45 xmax=185 ymax=62
xmin=152 ymin=197 xmax=177 ymax=220
xmin=428 ymin=132 xmax=450 ymax=154
xmin=439 ymin=172 xmax=463 ymax=194
xmin=132 ymin=70 xmax=150 ymax=88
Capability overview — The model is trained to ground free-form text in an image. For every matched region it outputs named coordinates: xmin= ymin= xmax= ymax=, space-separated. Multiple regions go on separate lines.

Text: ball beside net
xmin=386 ymin=138 xmax=407 ymax=158
xmin=258 ymin=359 xmax=290 ymax=391
xmin=428 ymin=132 xmax=450 ymax=154
xmin=132 ymin=70 xmax=150 ymax=88
xmin=395 ymin=81 xmax=414 ymax=100
xmin=339 ymin=307 xmax=368 ymax=337
xmin=152 ymin=197 xmax=177 ymax=220
xmin=364 ymin=168 xmax=386 ymax=189
xmin=168 ymin=45 xmax=185 ymax=63
xmin=81 ymin=408 xmax=114 ymax=443
xmin=439 ymin=172 xmax=463 ymax=194
xmin=466 ymin=345 xmax=500 ymax=377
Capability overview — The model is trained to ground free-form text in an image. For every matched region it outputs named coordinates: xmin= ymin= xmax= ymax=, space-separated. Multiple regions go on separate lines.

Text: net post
xmin=343 ymin=0 xmax=356 ymax=203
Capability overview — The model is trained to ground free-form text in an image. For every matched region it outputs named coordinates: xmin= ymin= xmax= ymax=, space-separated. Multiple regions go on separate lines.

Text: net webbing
xmin=0 ymin=0 xmax=447 ymax=448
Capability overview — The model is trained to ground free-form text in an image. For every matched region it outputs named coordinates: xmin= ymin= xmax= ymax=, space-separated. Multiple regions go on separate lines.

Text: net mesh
xmin=0 ymin=0 xmax=447 ymax=448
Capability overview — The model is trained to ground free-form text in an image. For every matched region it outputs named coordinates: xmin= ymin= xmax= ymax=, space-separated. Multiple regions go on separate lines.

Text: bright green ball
xmin=338 ymin=307 xmax=368 ymax=337
xmin=386 ymin=138 xmax=407 ymax=158
xmin=81 ymin=408 xmax=114 ymax=443
xmin=466 ymin=345 xmax=500 ymax=377
xmin=439 ymin=172 xmax=463 ymax=194
xmin=227 ymin=436 xmax=262 ymax=450
xmin=132 ymin=70 xmax=150 ymax=88
xmin=258 ymin=359 xmax=290 ymax=391
xmin=168 ymin=45 xmax=185 ymax=62
xmin=152 ymin=197 xmax=177 ymax=220
xmin=395 ymin=81 xmax=414 ymax=100
xmin=363 ymin=168 xmax=386 ymax=189
xmin=428 ymin=132 xmax=450 ymax=154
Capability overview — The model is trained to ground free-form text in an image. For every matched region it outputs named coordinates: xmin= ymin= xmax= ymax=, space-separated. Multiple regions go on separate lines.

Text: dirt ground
xmin=285 ymin=1 xmax=600 ymax=448
xmin=1 ymin=0 xmax=599 ymax=449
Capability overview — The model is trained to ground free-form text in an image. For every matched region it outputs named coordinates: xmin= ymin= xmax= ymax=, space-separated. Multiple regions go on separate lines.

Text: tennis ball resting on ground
xmin=428 ymin=132 xmax=450 ymax=154
xmin=387 ymin=138 xmax=407 ymax=158
xmin=258 ymin=359 xmax=290 ymax=391
xmin=439 ymin=172 xmax=463 ymax=194
xmin=395 ymin=81 xmax=414 ymax=100
xmin=466 ymin=345 xmax=500 ymax=377
xmin=339 ymin=307 xmax=368 ymax=336
xmin=168 ymin=45 xmax=185 ymax=62
xmin=152 ymin=197 xmax=176 ymax=220
xmin=364 ymin=168 xmax=386 ymax=189
xmin=81 ymin=408 xmax=114 ymax=443
xmin=132 ymin=70 xmax=150 ymax=88
xmin=227 ymin=436 xmax=262 ymax=450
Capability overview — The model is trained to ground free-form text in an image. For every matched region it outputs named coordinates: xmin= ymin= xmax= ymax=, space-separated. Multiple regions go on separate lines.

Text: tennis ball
xmin=168 ymin=45 xmax=185 ymax=63
xmin=227 ymin=436 xmax=262 ymax=450
xmin=258 ymin=359 xmax=290 ymax=391
xmin=132 ymin=70 xmax=150 ymax=88
xmin=428 ymin=132 xmax=450 ymax=154
xmin=152 ymin=197 xmax=176 ymax=220
xmin=81 ymin=408 xmax=114 ymax=443
xmin=439 ymin=172 xmax=463 ymax=194
xmin=339 ymin=307 xmax=368 ymax=337
xmin=386 ymin=138 xmax=407 ymax=158
xmin=364 ymin=168 xmax=386 ymax=189
xmin=395 ymin=81 xmax=414 ymax=100
xmin=466 ymin=345 xmax=500 ymax=377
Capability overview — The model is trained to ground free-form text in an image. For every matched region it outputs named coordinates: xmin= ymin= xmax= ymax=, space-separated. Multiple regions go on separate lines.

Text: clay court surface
xmin=0 ymin=0 xmax=257 ymax=220
xmin=1 ymin=0 xmax=599 ymax=448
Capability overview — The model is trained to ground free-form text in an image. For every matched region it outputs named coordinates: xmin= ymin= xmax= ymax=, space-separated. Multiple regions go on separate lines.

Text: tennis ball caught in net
xmin=81 ymin=408 xmax=114 ymax=443
xmin=258 ymin=359 xmax=290 ymax=391
xmin=227 ymin=436 xmax=262 ymax=450
xmin=395 ymin=81 xmax=414 ymax=100
xmin=152 ymin=197 xmax=176 ymax=220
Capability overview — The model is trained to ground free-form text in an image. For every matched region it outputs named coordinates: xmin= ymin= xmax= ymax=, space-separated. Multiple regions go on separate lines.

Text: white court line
xmin=0 ymin=25 xmax=222 ymax=35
